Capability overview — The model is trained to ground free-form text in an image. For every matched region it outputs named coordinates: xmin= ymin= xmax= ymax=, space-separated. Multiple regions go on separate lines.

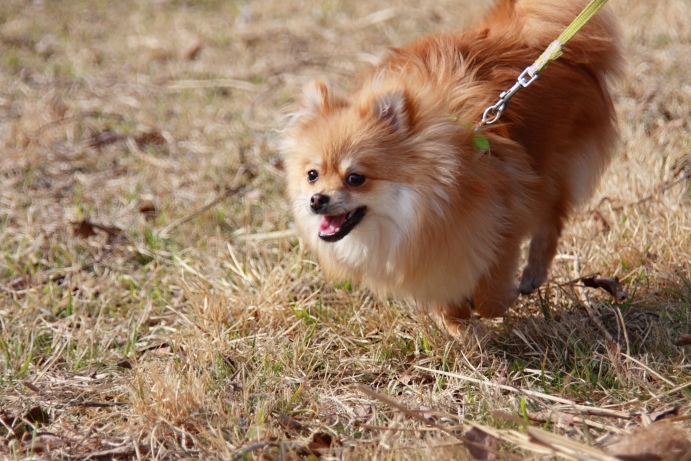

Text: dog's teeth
xmin=335 ymin=227 xmax=340 ymax=233
xmin=346 ymin=211 xmax=354 ymax=219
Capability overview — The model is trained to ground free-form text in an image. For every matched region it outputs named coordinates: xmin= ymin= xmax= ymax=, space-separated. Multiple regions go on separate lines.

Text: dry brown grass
xmin=1 ymin=0 xmax=690 ymax=459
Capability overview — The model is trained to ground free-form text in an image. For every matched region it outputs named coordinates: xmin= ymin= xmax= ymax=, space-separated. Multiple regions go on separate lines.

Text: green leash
xmin=477 ymin=0 xmax=610 ymax=128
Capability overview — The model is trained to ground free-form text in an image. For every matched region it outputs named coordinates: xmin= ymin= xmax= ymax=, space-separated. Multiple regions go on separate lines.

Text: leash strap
xmin=477 ymin=0 xmax=610 ymax=128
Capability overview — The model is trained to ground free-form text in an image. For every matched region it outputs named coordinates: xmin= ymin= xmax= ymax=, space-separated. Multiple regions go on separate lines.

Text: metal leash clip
xmin=477 ymin=67 xmax=540 ymax=129
xmin=475 ymin=0 xmax=611 ymax=129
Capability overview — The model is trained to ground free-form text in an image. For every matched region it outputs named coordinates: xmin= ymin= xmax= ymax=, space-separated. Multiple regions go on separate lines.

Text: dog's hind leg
xmin=519 ymin=217 xmax=564 ymax=295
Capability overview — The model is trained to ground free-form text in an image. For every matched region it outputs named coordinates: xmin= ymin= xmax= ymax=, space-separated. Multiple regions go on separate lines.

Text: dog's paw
xmin=519 ymin=266 xmax=546 ymax=295
xmin=442 ymin=314 xmax=472 ymax=337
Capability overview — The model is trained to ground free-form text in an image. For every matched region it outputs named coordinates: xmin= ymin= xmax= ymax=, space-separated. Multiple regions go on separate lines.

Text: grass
xmin=1 ymin=0 xmax=691 ymax=459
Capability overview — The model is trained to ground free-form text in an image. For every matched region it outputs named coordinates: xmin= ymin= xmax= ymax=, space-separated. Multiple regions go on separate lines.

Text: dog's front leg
xmin=473 ymin=244 xmax=520 ymax=318
xmin=519 ymin=217 xmax=564 ymax=294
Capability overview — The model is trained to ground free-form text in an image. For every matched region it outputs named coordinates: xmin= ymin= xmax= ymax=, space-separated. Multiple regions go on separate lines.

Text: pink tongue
xmin=319 ymin=213 xmax=347 ymax=234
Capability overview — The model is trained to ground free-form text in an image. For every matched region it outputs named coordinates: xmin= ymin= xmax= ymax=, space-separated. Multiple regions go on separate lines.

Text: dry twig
xmin=572 ymin=256 xmax=617 ymax=345
xmin=158 ymin=187 xmax=243 ymax=238
xmin=357 ymin=384 xmax=521 ymax=461
xmin=229 ymin=442 xmax=278 ymax=461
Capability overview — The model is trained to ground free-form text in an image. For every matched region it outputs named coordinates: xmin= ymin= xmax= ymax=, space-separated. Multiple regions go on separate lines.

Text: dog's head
xmin=281 ymin=77 xmax=493 ymax=278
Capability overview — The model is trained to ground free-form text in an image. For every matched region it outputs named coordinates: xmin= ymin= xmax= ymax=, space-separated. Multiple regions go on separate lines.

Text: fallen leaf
xmin=675 ymin=334 xmax=691 ymax=346
xmin=22 ymin=381 xmax=40 ymax=393
xmin=85 ymin=130 xmax=124 ymax=148
xmin=278 ymin=412 xmax=302 ymax=430
xmin=72 ymin=219 xmax=122 ymax=240
xmin=8 ymin=275 xmax=29 ymax=291
xmin=116 ymin=359 xmax=132 ymax=369
xmin=592 ymin=211 xmax=611 ymax=232
xmin=138 ymin=200 xmax=157 ymax=217
xmin=649 ymin=405 xmax=679 ymax=422
xmin=182 ymin=38 xmax=204 ymax=60
xmin=399 ymin=372 xmax=435 ymax=386
xmin=24 ymin=406 xmax=50 ymax=426
xmin=135 ymin=130 xmax=166 ymax=147
xmin=528 ymin=410 xmax=575 ymax=427
xmin=150 ymin=346 xmax=172 ymax=357
xmin=354 ymin=404 xmax=372 ymax=417
xmin=302 ymin=432 xmax=340 ymax=458
xmin=581 ymin=276 xmax=628 ymax=302
xmin=137 ymin=342 xmax=174 ymax=355
xmin=73 ymin=219 xmax=98 ymax=238
xmin=0 ymin=411 xmax=16 ymax=427
xmin=50 ymin=274 xmax=67 ymax=285
xmin=464 ymin=426 xmax=498 ymax=461
xmin=606 ymin=423 xmax=691 ymax=461
xmin=22 ymin=439 xmax=50 ymax=453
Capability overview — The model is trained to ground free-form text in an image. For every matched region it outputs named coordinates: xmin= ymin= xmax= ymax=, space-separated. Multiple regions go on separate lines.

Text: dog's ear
xmin=371 ymin=88 xmax=409 ymax=132
xmin=301 ymin=79 xmax=344 ymax=114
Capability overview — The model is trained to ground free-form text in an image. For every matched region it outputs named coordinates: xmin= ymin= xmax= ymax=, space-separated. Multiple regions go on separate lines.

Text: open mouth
xmin=318 ymin=206 xmax=367 ymax=242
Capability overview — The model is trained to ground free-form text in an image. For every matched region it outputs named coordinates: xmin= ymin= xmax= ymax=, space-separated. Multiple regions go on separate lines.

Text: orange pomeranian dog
xmin=281 ymin=0 xmax=622 ymax=333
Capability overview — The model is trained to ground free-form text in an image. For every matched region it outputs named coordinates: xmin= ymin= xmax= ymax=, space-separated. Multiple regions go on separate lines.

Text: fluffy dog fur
xmin=281 ymin=0 xmax=622 ymax=333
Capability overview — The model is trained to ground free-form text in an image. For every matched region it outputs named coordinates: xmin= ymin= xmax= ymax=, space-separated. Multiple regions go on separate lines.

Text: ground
xmin=1 ymin=0 xmax=690 ymax=459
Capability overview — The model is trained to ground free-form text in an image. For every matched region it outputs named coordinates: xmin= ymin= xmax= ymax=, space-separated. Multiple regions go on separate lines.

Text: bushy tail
xmin=481 ymin=0 xmax=623 ymax=78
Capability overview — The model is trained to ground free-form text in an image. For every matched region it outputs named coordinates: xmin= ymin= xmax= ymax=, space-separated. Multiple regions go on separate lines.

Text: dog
xmin=281 ymin=0 xmax=622 ymax=333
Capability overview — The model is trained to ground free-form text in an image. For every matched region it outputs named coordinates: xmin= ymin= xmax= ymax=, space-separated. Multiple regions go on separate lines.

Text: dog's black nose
xmin=310 ymin=193 xmax=329 ymax=212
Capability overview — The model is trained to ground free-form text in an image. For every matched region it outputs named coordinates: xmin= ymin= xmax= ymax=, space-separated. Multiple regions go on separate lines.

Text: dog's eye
xmin=307 ymin=170 xmax=319 ymax=183
xmin=346 ymin=173 xmax=366 ymax=186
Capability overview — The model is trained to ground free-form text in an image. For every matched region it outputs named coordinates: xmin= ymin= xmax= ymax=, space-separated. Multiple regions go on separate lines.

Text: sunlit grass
xmin=1 ymin=0 xmax=690 ymax=458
